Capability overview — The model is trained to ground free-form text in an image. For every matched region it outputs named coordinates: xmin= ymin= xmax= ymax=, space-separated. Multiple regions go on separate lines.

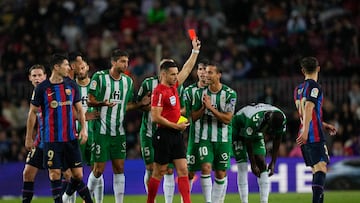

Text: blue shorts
xmin=301 ymin=142 xmax=329 ymax=167
xmin=26 ymin=146 xmax=45 ymax=169
xmin=43 ymin=140 xmax=83 ymax=170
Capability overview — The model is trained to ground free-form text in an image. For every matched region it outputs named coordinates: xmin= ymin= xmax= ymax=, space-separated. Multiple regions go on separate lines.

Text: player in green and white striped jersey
xmin=74 ymin=60 xmax=104 ymax=203
xmin=137 ymin=57 xmax=194 ymax=203
xmin=87 ymin=49 xmax=150 ymax=203
xmin=182 ymin=59 xmax=208 ymax=198
xmin=191 ymin=62 xmax=237 ymax=203
xmin=232 ymin=103 xmax=286 ymax=203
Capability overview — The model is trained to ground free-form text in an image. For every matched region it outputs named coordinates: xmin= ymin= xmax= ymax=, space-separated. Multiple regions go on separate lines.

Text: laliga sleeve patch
xmin=90 ymin=80 xmax=97 ymax=90
xmin=310 ymin=88 xmax=319 ymax=98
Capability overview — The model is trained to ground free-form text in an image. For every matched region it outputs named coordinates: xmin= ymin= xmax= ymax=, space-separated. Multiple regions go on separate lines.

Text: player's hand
xmin=191 ymin=38 xmax=201 ymax=51
xmin=103 ymin=99 xmax=116 ymax=107
xmin=323 ymin=122 xmax=337 ymax=136
xmin=296 ymin=130 xmax=308 ymax=146
xmin=268 ymin=162 xmax=275 ymax=176
xmin=78 ymin=129 xmax=88 ymax=145
xmin=25 ymin=136 xmax=34 ymax=151
xmin=250 ymin=163 xmax=260 ymax=177
xmin=177 ymin=122 xmax=190 ymax=131
xmin=140 ymin=92 xmax=151 ymax=106
xmin=85 ymin=111 xmax=100 ymax=120
xmin=203 ymin=95 xmax=212 ymax=109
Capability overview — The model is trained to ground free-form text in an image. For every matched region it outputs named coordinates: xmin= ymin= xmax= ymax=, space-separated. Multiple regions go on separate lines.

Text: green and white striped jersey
xmin=89 ymin=70 xmax=134 ymax=136
xmin=137 ymin=76 xmax=185 ymax=138
xmin=192 ymin=84 xmax=237 ymax=143
xmin=232 ymin=103 xmax=286 ymax=140
xmin=76 ymin=81 xmax=94 ymax=132
xmin=137 ymin=76 xmax=159 ymax=138
xmin=183 ymin=83 xmax=205 ymax=144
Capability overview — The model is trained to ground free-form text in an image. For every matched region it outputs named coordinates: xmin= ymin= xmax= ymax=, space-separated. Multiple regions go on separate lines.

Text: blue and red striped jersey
xmin=294 ymin=79 xmax=325 ymax=143
xmin=31 ymin=78 xmax=80 ymax=143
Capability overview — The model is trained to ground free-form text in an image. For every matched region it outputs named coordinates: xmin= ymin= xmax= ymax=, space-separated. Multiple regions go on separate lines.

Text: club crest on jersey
xmin=65 ymin=89 xmax=71 ymax=95
xmin=310 ymin=88 xmax=319 ymax=98
xmin=246 ymin=127 xmax=253 ymax=135
xmin=50 ymin=100 xmax=58 ymax=108
xmin=90 ymin=80 xmax=97 ymax=90
xmin=169 ymin=95 xmax=176 ymax=106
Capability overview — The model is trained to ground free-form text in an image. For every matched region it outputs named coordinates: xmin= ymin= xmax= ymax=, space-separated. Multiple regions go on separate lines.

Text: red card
xmin=188 ymin=29 xmax=197 ymax=40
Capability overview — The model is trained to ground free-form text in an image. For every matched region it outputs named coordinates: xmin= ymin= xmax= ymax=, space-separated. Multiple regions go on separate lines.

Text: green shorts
xmin=187 ymin=141 xmax=201 ymax=172
xmin=232 ymin=138 xmax=266 ymax=163
xmin=140 ymin=133 xmax=154 ymax=165
xmin=93 ymin=134 xmax=126 ymax=162
xmin=198 ymin=140 xmax=231 ymax=170
xmin=79 ymin=135 xmax=94 ymax=166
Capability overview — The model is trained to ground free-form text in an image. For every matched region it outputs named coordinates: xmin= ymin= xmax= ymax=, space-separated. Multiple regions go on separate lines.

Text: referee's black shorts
xmin=153 ymin=127 xmax=186 ymax=165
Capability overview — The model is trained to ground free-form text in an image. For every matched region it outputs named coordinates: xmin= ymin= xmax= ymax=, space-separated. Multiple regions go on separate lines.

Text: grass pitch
xmin=1 ymin=191 xmax=359 ymax=203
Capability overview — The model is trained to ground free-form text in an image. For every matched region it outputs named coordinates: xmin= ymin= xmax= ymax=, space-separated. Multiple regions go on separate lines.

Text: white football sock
xmin=200 ymin=174 xmax=212 ymax=203
xmin=212 ymin=177 xmax=226 ymax=203
xmin=219 ymin=175 xmax=228 ymax=203
xmin=113 ymin=173 xmax=125 ymax=203
xmin=237 ymin=162 xmax=249 ymax=203
xmin=163 ymin=174 xmax=175 ymax=203
xmin=258 ymin=171 xmax=270 ymax=203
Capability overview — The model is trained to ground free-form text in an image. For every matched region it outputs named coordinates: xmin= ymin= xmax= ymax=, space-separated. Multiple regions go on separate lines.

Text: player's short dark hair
xmin=207 ymin=62 xmax=222 ymax=73
xmin=300 ymin=57 xmax=319 ymax=74
xmin=49 ymin=53 xmax=68 ymax=70
xmin=68 ymin=52 xmax=83 ymax=63
xmin=111 ymin=49 xmax=129 ymax=62
xmin=198 ymin=58 xmax=209 ymax=67
xmin=269 ymin=111 xmax=285 ymax=130
xmin=28 ymin=64 xmax=46 ymax=75
xmin=160 ymin=61 xmax=178 ymax=71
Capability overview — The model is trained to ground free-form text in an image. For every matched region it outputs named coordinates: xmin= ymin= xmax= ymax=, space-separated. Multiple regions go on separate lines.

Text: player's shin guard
xmin=163 ymin=174 xmax=175 ymax=203
xmin=50 ymin=179 xmax=63 ymax=203
xmin=113 ymin=174 xmax=125 ymax=203
xmin=258 ymin=171 xmax=270 ymax=203
xmin=147 ymin=177 xmax=160 ymax=203
xmin=200 ymin=174 xmax=212 ymax=203
xmin=88 ymin=172 xmax=104 ymax=203
xmin=237 ymin=162 xmax=249 ymax=203
xmin=61 ymin=177 xmax=69 ymax=195
xmin=178 ymin=176 xmax=191 ymax=203
xmin=67 ymin=178 xmax=93 ymax=203
xmin=219 ymin=175 xmax=228 ymax=203
xmin=22 ymin=181 xmax=34 ymax=203
xmin=312 ymin=171 xmax=326 ymax=203
xmin=212 ymin=177 xmax=226 ymax=203
xmin=94 ymin=174 xmax=104 ymax=203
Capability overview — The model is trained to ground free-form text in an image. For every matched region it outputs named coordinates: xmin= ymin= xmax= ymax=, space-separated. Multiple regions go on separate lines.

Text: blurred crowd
xmin=0 ymin=0 xmax=360 ymax=163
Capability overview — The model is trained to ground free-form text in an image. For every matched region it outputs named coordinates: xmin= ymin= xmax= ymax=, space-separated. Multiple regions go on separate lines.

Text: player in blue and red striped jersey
xmin=22 ymin=64 xmax=47 ymax=203
xmin=294 ymin=57 xmax=337 ymax=203
xmin=25 ymin=53 xmax=93 ymax=203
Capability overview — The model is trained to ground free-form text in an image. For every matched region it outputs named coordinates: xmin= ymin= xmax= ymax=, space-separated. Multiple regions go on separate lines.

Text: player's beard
xmin=77 ymin=74 xmax=87 ymax=80
xmin=116 ymin=66 xmax=125 ymax=74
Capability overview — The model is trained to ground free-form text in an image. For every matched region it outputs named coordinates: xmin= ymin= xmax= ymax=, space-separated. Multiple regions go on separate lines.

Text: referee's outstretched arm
xmin=178 ymin=38 xmax=201 ymax=85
